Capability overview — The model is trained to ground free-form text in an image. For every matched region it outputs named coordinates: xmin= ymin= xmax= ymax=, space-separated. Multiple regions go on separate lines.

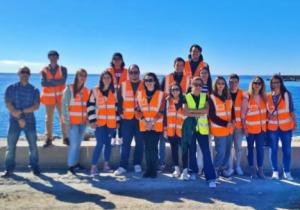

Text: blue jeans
xmin=246 ymin=132 xmax=265 ymax=167
xmin=119 ymin=119 xmax=144 ymax=169
xmin=92 ymin=126 xmax=116 ymax=165
xmin=214 ymin=135 xmax=233 ymax=170
xmin=189 ymin=133 xmax=216 ymax=181
xmin=159 ymin=135 xmax=166 ymax=165
xmin=67 ymin=124 xmax=86 ymax=167
xmin=5 ymin=120 xmax=39 ymax=172
xmin=269 ymin=129 xmax=292 ymax=172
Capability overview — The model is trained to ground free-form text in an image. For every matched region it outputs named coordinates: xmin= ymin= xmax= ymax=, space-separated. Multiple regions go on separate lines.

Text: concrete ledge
xmin=0 ymin=137 xmax=300 ymax=170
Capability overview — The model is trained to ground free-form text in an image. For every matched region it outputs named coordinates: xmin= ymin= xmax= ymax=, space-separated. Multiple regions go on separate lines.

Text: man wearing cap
xmin=2 ymin=66 xmax=40 ymax=178
xmin=40 ymin=50 xmax=68 ymax=147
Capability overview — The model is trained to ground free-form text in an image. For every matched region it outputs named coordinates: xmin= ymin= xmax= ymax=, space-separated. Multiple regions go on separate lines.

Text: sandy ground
xmin=0 ymin=170 xmax=300 ymax=210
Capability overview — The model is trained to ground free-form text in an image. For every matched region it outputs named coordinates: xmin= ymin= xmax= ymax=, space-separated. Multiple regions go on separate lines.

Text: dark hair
xmin=188 ymin=44 xmax=203 ymax=61
xmin=229 ymin=73 xmax=239 ymax=81
xmin=143 ymin=72 xmax=160 ymax=91
xmin=99 ymin=70 xmax=115 ymax=93
xmin=73 ymin=68 xmax=87 ymax=98
xmin=270 ymin=74 xmax=288 ymax=100
xmin=173 ymin=57 xmax=185 ymax=66
xmin=110 ymin=52 xmax=125 ymax=69
xmin=48 ymin=50 xmax=59 ymax=58
xmin=169 ymin=82 xmax=184 ymax=100
xmin=213 ymin=76 xmax=231 ymax=99
xmin=200 ymin=67 xmax=212 ymax=94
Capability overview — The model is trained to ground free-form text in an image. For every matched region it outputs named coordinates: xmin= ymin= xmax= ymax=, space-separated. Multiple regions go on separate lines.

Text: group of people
xmin=3 ymin=45 xmax=297 ymax=188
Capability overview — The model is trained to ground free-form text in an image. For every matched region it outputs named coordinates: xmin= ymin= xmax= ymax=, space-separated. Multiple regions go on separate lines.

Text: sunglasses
xmin=144 ymin=79 xmax=154 ymax=83
xmin=129 ymin=71 xmax=139 ymax=75
xmin=192 ymin=83 xmax=202 ymax=87
xmin=253 ymin=82 xmax=262 ymax=86
xmin=20 ymin=71 xmax=30 ymax=75
xmin=171 ymin=88 xmax=180 ymax=92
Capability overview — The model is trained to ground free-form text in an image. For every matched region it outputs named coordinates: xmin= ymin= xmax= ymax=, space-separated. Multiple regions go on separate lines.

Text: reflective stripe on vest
xmin=166 ymin=98 xmax=185 ymax=137
xmin=184 ymin=60 xmax=208 ymax=78
xmin=40 ymin=66 xmax=66 ymax=105
xmin=164 ymin=73 xmax=190 ymax=95
xmin=93 ymin=87 xmax=117 ymax=128
xmin=108 ymin=67 xmax=129 ymax=90
xmin=122 ymin=80 xmax=144 ymax=120
xmin=209 ymin=94 xmax=233 ymax=137
xmin=267 ymin=92 xmax=294 ymax=131
xmin=185 ymin=93 xmax=209 ymax=135
xmin=138 ymin=90 xmax=164 ymax=132
xmin=234 ymin=89 xmax=243 ymax=129
xmin=245 ymin=96 xmax=267 ymax=134
xmin=68 ymin=85 xmax=89 ymax=124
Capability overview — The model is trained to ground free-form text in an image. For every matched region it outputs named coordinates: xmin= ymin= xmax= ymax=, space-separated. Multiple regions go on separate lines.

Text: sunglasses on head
xmin=129 ymin=71 xmax=139 ymax=75
xmin=144 ymin=79 xmax=154 ymax=83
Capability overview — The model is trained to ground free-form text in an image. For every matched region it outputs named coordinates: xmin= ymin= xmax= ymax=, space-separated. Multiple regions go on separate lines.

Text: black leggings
xmin=168 ymin=136 xmax=188 ymax=169
xmin=142 ymin=131 xmax=160 ymax=174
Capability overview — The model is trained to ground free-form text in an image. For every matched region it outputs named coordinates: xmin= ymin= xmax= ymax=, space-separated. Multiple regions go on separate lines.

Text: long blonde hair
xmin=248 ymin=76 xmax=267 ymax=102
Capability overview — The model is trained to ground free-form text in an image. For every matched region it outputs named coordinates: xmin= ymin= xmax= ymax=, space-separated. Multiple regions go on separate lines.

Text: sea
xmin=0 ymin=73 xmax=299 ymax=137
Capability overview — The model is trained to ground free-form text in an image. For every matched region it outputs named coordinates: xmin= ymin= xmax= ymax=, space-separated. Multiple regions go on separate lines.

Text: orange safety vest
xmin=233 ymin=89 xmax=243 ymax=129
xmin=164 ymin=73 xmax=190 ymax=95
xmin=184 ymin=60 xmax=208 ymax=78
xmin=68 ymin=85 xmax=89 ymax=124
xmin=92 ymin=87 xmax=117 ymax=128
xmin=267 ymin=92 xmax=294 ymax=131
xmin=245 ymin=96 xmax=267 ymax=134
xmin=121 ymin=80 xmax=144 ymax=120
xmin=210 ymin=94 xmax=234 ymax=137
xmin=40 ymin=66 xmax=66 ymax=105
xmin=108 ymin=67 xmax=129 ymax=90
xmin=137 ymin=89 xmax=164 ymax=132
xmin=166 ymin=98 xmax=185 ymax=137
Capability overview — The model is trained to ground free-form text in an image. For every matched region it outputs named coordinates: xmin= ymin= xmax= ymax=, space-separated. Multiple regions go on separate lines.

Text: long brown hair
xmin=248 ymin=76 xmax=267 ymax=102
xmin=270 ymin=74 xmax=288 ymax=100
xmin=73 ymin=68 xmax=87 ymax=98
xmin=212 ymin=76 xmax=231 ymax=99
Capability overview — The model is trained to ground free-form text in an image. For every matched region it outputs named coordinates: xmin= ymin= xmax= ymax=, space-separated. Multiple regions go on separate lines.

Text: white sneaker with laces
xmin=208 ymin=181 xmax=216 ymax=188
xmin=180 ymin=168 xmax=190 ymax=181
xmin=111 ymin=138 xmax=116 ymax=145
xmin=283 ymin=172 xmax=294 ymax=181
xmin=172 ymin=166 xmax=181 ymax=178
xmin=114 ymin=167 xmax=127 ymax=176
xmin=134 ymin=165 xmax=142 ymax=173
xmin=235 ymin=166 xmax=244 ymax=176
xmin=116 ymin=137 xmax=123 ymax=145
xmin=271 ymin=171 xmax=279 ymax=180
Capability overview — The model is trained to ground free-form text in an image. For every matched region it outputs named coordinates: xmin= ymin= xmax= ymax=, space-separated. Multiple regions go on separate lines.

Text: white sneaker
xmin=114 ymin=167 xmax=127 ymax=176
xmin=283 ymin=172 xmax=294 ymax=181
xmin=134 ymin=165 xmax=142 ymax=173
xmin=235 ymin=166 xmax=244 ymax=176
xmin=172 ymin=166 xmax=181 ymax=178
xmin=111 ymin=138 xmax=116 ymax=145
xmin=208 ymin=181 xmax=216 ymax=188
xmin=180 ymin=168 xmax=190 ymax=181
xmin=271 ymin=171 xmax=279 ymax=180
xmin=116 ymin=137 xmax=123 ymax=145
xmin=223 ymin=168 xmax=234 ymax=177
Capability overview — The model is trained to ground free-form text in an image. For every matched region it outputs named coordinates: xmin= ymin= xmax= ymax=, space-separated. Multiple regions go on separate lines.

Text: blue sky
xmin=0 ymin=0 xmax=299 ymax=75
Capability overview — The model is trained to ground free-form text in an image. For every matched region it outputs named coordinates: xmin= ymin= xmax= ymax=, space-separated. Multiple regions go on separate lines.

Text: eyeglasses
xmin=192 ymin=83 xmax=202 ymax=87
xmin=171 ymin=88 xmax=180 ymax=92
xmin=129 ymin=71 xmax=139 ymax=75
xmin=20 ymin=71 xmax=30 ymax=75
xmin=144 ymin=79 xmax=154 ymax=83
xmin=253 ymin=82 xmax=262 ymax=86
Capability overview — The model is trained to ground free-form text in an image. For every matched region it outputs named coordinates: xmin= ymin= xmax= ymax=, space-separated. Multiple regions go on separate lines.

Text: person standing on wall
xmin=40 ymin=50 xmax=68 ymax=147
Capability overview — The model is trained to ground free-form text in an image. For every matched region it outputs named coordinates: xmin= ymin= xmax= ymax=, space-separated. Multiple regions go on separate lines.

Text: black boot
xmin=1 ymin=171 xmax=13 ymax=178
xmin=43 ymin=138 xmax=52 ymax=148
xmin=63 ymin=138 xmax=70 ymax=145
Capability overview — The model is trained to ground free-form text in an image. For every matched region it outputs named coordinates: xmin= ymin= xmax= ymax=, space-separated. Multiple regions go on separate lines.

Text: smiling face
xmin=174 ymin=60 xmax=184 ymax=74
xmin=77 ymin=71 xmax=87 ymax=86
xmin=128 ymin=66 xmax=140 ymax=82
xmin=229 ymin=78 xmax=239 ymax=92
xmin=102 ymin=73 xmax=112 ymax=87
xmin=112 ymin=56 xmax=123 ymax=69
xmin=170 ymin=84 xmax=180 ymax=98
xmin=18 ymin=67 xmax=30 ymax=84
xmin=191 ymin=79 xmax=203 ymax=95
xmin=216 ymin=78 xmax=226 ymax=93
xmin=144 ymin=75 xmax=155 ymax=91
xmin=271 ymin=78 xmax=281 ymax=92
xmin=252 ymin=77 xmax=263 ymax=94
xmin=190 ymin=46 xmax=201 ymax=61
xmin=48 ymin=54 xmax=59 ymax=64
xmin=200 ymin=68 xmax=209 ymax=83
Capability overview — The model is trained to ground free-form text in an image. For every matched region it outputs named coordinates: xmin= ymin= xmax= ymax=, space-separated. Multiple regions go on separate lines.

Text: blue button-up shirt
xmin=5 ymin=82 xmax=40 ymax=127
